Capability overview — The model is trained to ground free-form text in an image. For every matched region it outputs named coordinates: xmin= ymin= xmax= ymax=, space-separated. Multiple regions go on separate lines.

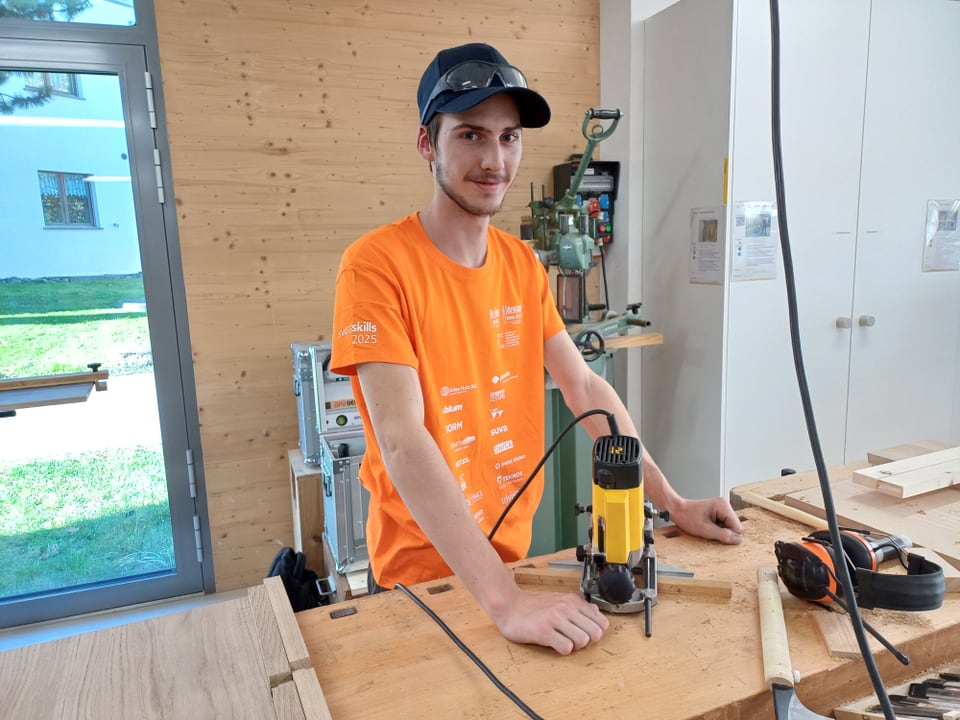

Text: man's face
xmin=426 ymin=94 xmax=523 ymax=218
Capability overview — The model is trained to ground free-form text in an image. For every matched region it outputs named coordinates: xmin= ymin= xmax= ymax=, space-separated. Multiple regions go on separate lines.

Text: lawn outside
xmin=0 ymin=277 xmax=175 ymax=600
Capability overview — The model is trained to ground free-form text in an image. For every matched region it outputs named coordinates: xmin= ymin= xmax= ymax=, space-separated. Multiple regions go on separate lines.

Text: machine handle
xmin=587 ymin=108 xmax=622 ymax=120
xmin=835 ymin=317 xmax=852 ymax=329
xmin=858 ymin=314 xmax=876 ymax=327
xmin=757 ymin=566 xmax=795 ymax=688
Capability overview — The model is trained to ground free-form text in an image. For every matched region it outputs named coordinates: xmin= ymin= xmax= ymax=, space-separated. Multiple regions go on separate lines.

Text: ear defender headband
xmin=774 ymin=529 xmax=945 ymax=612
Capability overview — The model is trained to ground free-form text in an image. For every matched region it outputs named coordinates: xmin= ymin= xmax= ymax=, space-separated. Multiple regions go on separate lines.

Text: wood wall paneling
xmin=155 ymin=0 xmax=601 ymax=589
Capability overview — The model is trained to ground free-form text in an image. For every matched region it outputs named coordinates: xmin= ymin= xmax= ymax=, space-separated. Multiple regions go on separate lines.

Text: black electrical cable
xmin=768 ymin=2 xmax=895 ymax=718
xmin=394 ymin=583 xmax=544 ymax=720
xmin=391 ymin=407 xmax=617 ymax=718
xmin=488 ymin=408 xmax=617 ymax=543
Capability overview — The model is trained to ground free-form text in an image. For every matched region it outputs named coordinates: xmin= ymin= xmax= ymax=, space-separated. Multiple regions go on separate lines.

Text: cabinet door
xmin=721 ymin=0 xmax=870 ymax=489
xmin=845 ymin=0 xmax=960 ymax=459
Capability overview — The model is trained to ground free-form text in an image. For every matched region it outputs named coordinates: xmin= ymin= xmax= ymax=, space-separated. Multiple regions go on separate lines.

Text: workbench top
xmin=296 ymin=504 xmax=960 ymax=719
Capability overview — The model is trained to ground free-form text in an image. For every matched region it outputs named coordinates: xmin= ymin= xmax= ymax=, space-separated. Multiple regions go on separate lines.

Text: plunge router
xmin=576 ymin=433 xmax=668 ymax=636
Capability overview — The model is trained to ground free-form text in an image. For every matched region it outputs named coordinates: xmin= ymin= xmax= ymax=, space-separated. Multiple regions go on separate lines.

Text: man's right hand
xmin=490 ymin=589 xmax=609 ymax=655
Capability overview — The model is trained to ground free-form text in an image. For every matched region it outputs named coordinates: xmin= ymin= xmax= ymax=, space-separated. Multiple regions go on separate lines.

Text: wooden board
xmin=0 ymin=579 xmax=331 ymax=720
xmin=0 ymin=596 xmax=276 ymax=719
xmin=867 ymin=440 xmax=954 ymax=466
xmin=297 ymin=508 xmax=960 ymax=720
xmin=782 ymin=479 xmax=960 ymax=571
xmin=853 ymin=447 xmax=960 ymax=498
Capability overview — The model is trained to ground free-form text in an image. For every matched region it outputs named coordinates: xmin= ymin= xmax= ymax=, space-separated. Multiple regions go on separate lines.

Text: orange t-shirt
xmin=330 ymin=212 xmax=565 ymax=588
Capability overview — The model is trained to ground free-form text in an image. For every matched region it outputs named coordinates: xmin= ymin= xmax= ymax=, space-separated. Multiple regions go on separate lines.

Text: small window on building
xmin=38 ymin=171 xmax=98 ymax=227
xmin=22 ymin=71 xmax=81 ymax=98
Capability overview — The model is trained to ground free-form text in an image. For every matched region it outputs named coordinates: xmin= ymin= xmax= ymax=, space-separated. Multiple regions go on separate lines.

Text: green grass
xmin=0 ymin=276 xmax=151 ymax=378
xmin=0 ymin=446 xmax=174 ymax=598
xmin=0 ymin=277 xmax=174 ymax=600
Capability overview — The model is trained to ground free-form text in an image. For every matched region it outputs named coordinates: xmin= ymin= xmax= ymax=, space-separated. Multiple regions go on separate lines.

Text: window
xmin=22 ymin=70 xmax=81 ymax=97
xmin=38 ymin=170 xmax=97 ymax=226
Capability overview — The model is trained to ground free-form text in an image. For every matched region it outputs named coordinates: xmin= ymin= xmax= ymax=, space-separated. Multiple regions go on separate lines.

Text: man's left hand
xmin=668 ymin=497 xmax=744 ymax=544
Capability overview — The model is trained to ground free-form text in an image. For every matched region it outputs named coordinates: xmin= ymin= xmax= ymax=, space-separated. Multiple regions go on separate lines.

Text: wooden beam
xmin=853 ymin=447 xmax=960 ymax=498
xmin=512 ymin=565 xmax=732 ymax=599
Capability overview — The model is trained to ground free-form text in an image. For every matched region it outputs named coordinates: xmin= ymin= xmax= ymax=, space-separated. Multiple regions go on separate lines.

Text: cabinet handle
xmin=836 ymin=317 xmax=852 ymax=329
xmin=858 ymin=315 xmax=876 ymax=327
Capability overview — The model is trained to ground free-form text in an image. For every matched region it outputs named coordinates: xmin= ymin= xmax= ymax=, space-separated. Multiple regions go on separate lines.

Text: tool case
xmin=319 ymin=430 xmax=370 ymax=574
xmin=291 ymin=342 xmax=324 ymax=464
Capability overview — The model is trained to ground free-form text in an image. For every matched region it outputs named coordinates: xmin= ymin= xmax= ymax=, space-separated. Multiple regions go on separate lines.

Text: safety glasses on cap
xmin=420 ymin=60 xmax=529 ymax=124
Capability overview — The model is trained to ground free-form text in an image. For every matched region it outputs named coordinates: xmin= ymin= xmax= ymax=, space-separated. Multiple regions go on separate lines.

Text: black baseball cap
xmin=417 ymin=43 xmax=551 ymax=128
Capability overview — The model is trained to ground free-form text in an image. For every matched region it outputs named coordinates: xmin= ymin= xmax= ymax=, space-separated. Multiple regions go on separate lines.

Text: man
xmin=330 ymin=42 xmax=743 ymax=655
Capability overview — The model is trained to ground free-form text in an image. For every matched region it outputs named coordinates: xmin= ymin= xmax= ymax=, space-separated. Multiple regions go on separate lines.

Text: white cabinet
xmin=639 ymin=0 xmax=960 ymax=500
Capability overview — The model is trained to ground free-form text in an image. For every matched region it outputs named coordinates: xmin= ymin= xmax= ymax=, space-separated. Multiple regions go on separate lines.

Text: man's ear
xmin=416 ymin=125 xmax=435 ymax=163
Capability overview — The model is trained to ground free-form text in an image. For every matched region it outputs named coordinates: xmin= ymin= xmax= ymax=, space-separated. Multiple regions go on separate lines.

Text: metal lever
xmin=835 ymin=317 xmax=852 ymax=329
xmin=858 ymin=315 xmax=876 ymax=327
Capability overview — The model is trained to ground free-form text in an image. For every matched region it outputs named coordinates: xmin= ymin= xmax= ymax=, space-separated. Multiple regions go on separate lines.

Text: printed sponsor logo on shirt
xmin=489 ymin=308 xmax=500 ymax=328
xmin=496 ymin=470 xmax=524 ymax=488
xmin=502 ymin=303 xmax=522 ymax=325
xmin=454 ymin=457 xmax=470 ymax=469
xmin=490 ymin=425 xmax=509 ymax=437
xmin=497 ymin=331 xmax=520 ymax=349
xmin=493 ymin=439 xmax=514 ymax=455
xmin=445 ymin=421 xmax=463 ymax=432
xmin=491 ymin=370 xmax=517 ymax=385
xmin=490 ymin=407 xmax=503 ymax=418
xmin=495 ymin=453 xmax=526 ymax=470
xmin=443 ymin=403 xmax=463 ymax=414
xmin=500 ymin=489 xmax=519 ymax=505
xmin=450 ymin=435 xmax=477 ymax=451
xmin=440 ymin=383 xmax=477 ymax=398
xmin=489 ymin=389 xmax=506 ymax=402
xmin=337 ymin=320 xmax=377 ymax=337
xmin=466 ymin=489 xmax=483 ymax=505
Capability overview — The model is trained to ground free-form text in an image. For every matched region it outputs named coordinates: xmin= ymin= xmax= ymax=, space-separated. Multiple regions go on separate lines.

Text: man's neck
xmin=418 ymin=197 xmax=490 ymax=268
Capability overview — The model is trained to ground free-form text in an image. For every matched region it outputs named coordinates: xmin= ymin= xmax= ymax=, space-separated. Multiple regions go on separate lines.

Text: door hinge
xmin=144 ymin=72 xmax=165 ymax=204
xmin=193 ymin=514 xmax=204 ymax=563
xmin=186 ymin=448 xmax=197 ymax=499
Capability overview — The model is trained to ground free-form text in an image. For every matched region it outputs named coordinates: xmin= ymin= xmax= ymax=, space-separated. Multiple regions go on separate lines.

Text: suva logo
xmin=443 ymin=403 xmax=463 ymax=414
xmin=490 ymin=425 xmax=509 ymax=437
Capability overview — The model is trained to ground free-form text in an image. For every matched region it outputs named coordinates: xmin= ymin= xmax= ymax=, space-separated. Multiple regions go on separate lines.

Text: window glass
xmin=0 ymin=0 xmax=136 ymax=27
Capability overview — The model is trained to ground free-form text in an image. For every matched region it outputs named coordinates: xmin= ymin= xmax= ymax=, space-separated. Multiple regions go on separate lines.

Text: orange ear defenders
xmin=774 ymin=529 xmax=945 ymax=611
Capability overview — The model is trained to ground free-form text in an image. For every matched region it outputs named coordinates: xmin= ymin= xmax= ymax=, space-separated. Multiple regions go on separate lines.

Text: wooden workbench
xmin=296 ymin=503 xmax=960 ymax=719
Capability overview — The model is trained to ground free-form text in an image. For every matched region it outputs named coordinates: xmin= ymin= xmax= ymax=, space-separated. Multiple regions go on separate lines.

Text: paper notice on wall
xmin=731 ymin=201 xmax=779 ymax=281
xmin=922 ymin=199 xmax=960 ymax=272
xmin=689 ymin=207 xmax=725 ymax=284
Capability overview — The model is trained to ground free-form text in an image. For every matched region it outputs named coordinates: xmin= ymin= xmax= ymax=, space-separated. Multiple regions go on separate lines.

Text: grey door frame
xmin=0 ymin=3 xmax=213 ymax=628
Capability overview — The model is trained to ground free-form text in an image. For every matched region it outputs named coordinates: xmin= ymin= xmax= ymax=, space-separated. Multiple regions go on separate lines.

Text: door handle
xmin=835 ymin=317 xmax=852 ymax=329
xmin=858 ymin=315 xmax=876 ymax=327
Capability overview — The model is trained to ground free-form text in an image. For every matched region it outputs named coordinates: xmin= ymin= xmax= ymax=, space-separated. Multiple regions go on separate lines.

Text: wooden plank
xmin=853 ymin=447 xmax=960 ymax=498
xmin=247 ymin=585 xmax=293 ymax=687
xmin=813 ymin=609 xmax=881 ymax=659
xmin=512 ymin=566 xmax=733 ymax=599
xmin=272 ymin=680 xmax=307 ymax=720
xmin=292 ymin=668 xmax=334 ymax=720
xmin=782 ymin=478 xmax=960 ymax=571
xmin=738 ymin=491 xmax=829 ymax=530
xmin=0 ymin=371 xmax=108 ymax=391
xmin=0 ymin=594 xmax=276 ymax=719
xmin=263 ymin=576 xmax=313 ymax=672
xmin=867 ymin=440 xmax=953 ymax=465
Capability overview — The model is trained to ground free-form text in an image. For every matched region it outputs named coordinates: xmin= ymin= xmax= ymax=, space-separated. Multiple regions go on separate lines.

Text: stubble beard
xmin=434 ymin=156 xmax=511 ymax=219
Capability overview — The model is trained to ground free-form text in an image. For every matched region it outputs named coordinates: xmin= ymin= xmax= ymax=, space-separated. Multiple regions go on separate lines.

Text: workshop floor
xmin=0 ymin=588 xmax=248 ymax=652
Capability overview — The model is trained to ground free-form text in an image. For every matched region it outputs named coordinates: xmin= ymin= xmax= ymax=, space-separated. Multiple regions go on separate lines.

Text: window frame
xmin=37 ymin=169 xmax=99 ymax=227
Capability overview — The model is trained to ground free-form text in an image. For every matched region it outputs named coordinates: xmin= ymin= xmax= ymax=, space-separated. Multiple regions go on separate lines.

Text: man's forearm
xmin=379 ymin=426 xmax=520 ymax=617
